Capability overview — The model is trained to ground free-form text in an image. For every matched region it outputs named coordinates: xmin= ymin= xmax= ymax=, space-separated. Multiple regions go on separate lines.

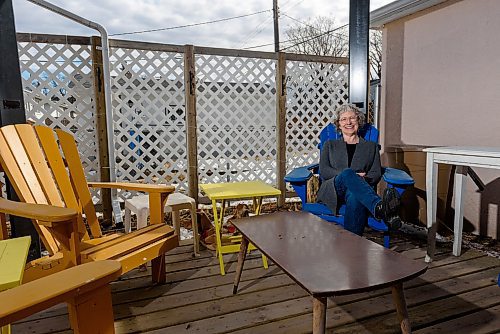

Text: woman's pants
xmin=334 ymin=168 xmax=381 ymax=236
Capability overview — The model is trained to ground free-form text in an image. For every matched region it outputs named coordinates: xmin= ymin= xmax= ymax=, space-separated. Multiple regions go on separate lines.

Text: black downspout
xmin=348 ymin=0 xmax=370 ymax=114
xmin=0 ymin=0 xmax=40 ymax=259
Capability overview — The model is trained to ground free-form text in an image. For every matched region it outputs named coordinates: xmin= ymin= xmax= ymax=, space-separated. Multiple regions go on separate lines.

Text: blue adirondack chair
xmin=284 ymin=123 xmax=415 ymax=248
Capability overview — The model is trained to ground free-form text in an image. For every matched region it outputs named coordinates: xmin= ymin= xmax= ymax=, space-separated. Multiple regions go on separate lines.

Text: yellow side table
xmin=199 ymin=180 xmax=281 ymax=275
xmin=0 ymin=236 xmax=31 ymax=334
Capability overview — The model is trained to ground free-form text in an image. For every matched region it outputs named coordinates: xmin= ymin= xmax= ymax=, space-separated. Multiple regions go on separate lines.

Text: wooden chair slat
xmin=15 ymin=125 xmax=64 ymax=207
xmin=79 ymin=233 xmax=122 ymax=250
xmin=0 ymin=128 xmax=59 ymax=254
xmin=0 ymin=129 xmax=36 ymax=203
xmin=35 ymin=126 xmax=90 ymax=240
xmin=56 ymin=129 xmax=102 ymax=238
xmin=80 ymin=224 xmax=173 ymax=256
xmin=1 ymin=126 xmax=48 ymax=205
xmin=83 ymin=225 xmax=175 ymax=261
xmin=34 ymin=126 xmax=79 ymax=210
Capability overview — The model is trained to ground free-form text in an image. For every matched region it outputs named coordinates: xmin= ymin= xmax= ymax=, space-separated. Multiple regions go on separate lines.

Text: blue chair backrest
xmin=318 ymin=123 xmax=379 ymax=151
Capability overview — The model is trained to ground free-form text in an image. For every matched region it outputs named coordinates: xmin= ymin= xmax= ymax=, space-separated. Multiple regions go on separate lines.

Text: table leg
xmin=212 ymin=200 xmax=226 ymax=275
xmin=453 ymin=166 xmax=467 ymax=256
xmin=254 ymin=196 xmax=262 ymax=214
xmin=172 ymin=209 xmax=181 ymax=241
xmin=425 ymin=153 xmax=438 ymax=263
xmin=312 ymin=296 xmax=327 ymax=334
xmin=253 ymin=197 xmax=268 ymax=269
xmin=233 ymin=237 xmax=249 ymax=294
xmin=221 ymin=199 xmax=227 ymax=220
xmin=391 ymin=283 xmax=411 ymax=334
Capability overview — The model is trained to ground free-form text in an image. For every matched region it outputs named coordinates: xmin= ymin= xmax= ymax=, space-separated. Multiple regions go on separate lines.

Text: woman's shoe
xmin=375 ymin=188 xmax=402 ymax=230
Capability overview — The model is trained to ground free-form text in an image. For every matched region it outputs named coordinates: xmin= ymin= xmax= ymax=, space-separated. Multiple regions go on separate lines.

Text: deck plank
xmin=149 ymin=257 xmax=499 ymax=334
xmin=414 ymin=304 xmax=500 ymax=334
xmin=10 ymin=232 xmax=500 ymax=334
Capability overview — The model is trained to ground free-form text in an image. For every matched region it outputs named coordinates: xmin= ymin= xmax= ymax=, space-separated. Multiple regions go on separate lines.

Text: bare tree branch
xmin=284 ymin=17 xmax=383 ymax=80
xmin=284 ymin=17 xmax=348 ymax=57
xmin=369 ymin=30 xmax=382 ymax=79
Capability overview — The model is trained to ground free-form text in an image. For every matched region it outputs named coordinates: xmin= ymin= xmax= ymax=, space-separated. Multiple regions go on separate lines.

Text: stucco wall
xmin=381 ymin=0 xmax=500 ymax=239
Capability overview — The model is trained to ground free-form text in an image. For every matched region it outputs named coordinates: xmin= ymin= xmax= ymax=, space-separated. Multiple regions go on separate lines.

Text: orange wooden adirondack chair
xmin=0 ymin=124 xmax=178 ymax=284
xmin=0 ymin=258 xmax=122 ymax=334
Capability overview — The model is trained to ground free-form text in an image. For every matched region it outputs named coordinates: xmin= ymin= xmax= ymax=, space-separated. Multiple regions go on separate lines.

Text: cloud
xmin=13 ymin=0 xmax=394 ymax=51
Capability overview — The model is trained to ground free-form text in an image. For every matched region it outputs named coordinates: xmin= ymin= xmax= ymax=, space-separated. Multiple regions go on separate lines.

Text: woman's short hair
xmin=332 ymin=104 xmax=366 ymax=131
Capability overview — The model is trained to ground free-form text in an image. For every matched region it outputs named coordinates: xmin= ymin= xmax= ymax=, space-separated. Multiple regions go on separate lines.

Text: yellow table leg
xmin=221 ymin=199 xmax=227 ymax=221
xmin=212 ymin=200 xmax=226 ymax=275
xmin=213 ymin=197 xmax=271 ymax=274
xmin=1 ymin=324 xmax=11 ymax=334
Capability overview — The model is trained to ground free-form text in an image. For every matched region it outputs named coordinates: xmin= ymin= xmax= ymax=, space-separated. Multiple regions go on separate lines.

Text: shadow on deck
xmin=12 ymin=229 xmax=500 ymax=333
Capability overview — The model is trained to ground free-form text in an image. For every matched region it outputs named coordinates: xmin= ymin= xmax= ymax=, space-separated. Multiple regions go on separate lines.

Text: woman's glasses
xmin=339 ymin=116 xmax=358 ymax=123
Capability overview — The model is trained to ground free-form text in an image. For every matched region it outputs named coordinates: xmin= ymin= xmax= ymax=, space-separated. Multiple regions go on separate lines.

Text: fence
xmin=16 ymin=33 xmax=349 ymax=208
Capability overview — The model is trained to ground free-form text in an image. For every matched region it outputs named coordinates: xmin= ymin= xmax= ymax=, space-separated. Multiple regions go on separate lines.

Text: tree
xmin=283 ymin=16 xmax=348 ymax=57
xmin=369 ymin=30 xmax=383 ymax=79
xmin=284 ymin=17 xmax=383 ymax=79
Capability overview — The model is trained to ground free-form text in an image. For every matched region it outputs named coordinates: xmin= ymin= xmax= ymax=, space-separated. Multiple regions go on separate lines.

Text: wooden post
xmin=91 ymin=36 xmax=112 ymax=224
xmin=184 ymin=45 xmax=199 ymax=202
xmin=275 ymin=52 xmax=286 ymax=207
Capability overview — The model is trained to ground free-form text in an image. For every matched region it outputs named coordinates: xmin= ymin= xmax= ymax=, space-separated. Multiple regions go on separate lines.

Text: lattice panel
xmin=110 ymin=48 xmax=187 ymax=196
xmin=18 ymin=41 xmax=101 ymax=189
xmin=196 ymin=55 xmax=277 ymax=185
xmin=285 ymin=61 xmax=349 ymax=180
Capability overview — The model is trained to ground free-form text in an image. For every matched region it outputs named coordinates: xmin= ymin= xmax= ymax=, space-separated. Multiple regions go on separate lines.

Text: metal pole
xmin=273 ymin=0 xmax=280 ymax=52
xmin=0 ymin=0 xmax=26 ymax=126
xmin=348 ymin=0 xmax=370 ymax=113
xmin=27 ymin=0 xmax=122 ymax=223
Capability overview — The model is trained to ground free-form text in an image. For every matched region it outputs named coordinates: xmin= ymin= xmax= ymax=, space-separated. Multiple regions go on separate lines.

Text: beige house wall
xmin=380 ymin=0 xmax=500 ymax=239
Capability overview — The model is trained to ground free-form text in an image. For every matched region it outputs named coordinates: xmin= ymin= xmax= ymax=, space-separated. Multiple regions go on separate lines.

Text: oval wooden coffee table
xmin=232 ymin=211 xmax=428 ymax=334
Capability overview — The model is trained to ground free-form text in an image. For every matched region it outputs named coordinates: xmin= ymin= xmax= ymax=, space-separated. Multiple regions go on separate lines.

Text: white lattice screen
xmin=16 ymin=34 xmax=350 ymax=202
xmin=195 ymin=55 xmax=277 ymax=185
xmin=17 ymin=40 xmax=101 ymax=184
xmin=109 ymin=47 xmax=187 ymax=197
xmin=285 ymin=61 xmax=349 ymax=182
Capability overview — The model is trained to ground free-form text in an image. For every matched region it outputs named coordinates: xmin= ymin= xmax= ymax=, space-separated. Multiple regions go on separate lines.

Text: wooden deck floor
xmin=12 ymin=230 xmax=500 ymax=334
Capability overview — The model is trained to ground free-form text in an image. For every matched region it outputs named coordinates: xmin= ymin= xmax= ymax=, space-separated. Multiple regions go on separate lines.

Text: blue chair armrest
xmin=383 ymin=167 xmax=415 ymax=186
xmin=285 ymin=163 xmax=320 ymax=204
xmin=284 ymin=163 xmax=319 ymax=183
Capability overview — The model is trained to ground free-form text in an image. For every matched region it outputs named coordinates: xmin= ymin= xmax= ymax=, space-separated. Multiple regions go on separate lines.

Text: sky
xmin=13 ymin=0 xmax=395 ymax=52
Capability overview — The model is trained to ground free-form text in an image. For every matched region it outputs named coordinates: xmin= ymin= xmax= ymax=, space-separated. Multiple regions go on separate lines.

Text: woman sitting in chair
xmin=317 ymin=104 xmax=401 ymax=236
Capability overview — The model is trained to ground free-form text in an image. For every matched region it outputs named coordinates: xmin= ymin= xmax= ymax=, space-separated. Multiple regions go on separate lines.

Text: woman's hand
xmin=356 ymin=172 xmax=366 ymax=178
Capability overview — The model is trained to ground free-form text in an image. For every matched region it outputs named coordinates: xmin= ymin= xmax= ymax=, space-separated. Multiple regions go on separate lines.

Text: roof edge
xmin=370 ymin=0 xmax=448 ymax=28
